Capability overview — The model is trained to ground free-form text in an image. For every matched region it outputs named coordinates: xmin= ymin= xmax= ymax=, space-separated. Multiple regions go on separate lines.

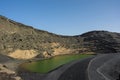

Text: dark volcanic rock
xmin=81 ymin=31 xmax=120 ymax=53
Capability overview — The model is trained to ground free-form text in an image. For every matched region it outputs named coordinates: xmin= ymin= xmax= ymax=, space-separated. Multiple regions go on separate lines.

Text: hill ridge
xmin=0 ymin=15 xmax=120 ymax=59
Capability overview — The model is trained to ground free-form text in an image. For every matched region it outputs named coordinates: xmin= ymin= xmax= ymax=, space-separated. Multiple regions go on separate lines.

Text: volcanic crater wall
xmin=0 ymin=15 xmax=120 ymax=59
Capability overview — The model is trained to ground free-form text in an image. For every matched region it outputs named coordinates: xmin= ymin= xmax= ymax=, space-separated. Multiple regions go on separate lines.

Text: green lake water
xmin=20 ymin=54 xmax=91 ymax=73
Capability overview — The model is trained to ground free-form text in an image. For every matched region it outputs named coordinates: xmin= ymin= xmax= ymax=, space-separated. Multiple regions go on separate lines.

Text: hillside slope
xmin=81 ymin=31 xmax=120 ymax=53
xmin=0 ymin=15 xmax=120 ymax=59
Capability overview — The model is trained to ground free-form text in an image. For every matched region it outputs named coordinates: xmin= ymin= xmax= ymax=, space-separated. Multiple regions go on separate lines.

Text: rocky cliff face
xmin=0 ymin=15 xmax=120 ymax=59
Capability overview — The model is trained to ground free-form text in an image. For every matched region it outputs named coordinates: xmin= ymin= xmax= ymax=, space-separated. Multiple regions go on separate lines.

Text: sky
xmin=0 ymin=0 xmax=120 ymax=35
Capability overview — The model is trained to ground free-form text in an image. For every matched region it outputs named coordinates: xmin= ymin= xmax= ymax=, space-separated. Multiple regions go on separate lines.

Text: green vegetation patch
xmin=20 ymin=54 xmax=92 ymax=73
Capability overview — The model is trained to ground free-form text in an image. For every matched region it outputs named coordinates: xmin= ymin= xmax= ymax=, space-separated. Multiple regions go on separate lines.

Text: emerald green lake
xmin=20 ymin=54 xmax=91 ymax=73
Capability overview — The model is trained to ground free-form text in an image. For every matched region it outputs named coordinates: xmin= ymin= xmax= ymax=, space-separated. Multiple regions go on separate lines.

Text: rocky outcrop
xmin=0 ymin=64 xmax=22 ymax=80
xmin=8 ymin=49 xmax=38 ymax=59
xmin=53 ymin=47 xmax=74 ymax=56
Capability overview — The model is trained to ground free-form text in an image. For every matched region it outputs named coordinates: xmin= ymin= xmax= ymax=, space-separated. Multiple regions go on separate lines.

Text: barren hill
xmin=0 ymin=15 xmax=120 ymax=59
